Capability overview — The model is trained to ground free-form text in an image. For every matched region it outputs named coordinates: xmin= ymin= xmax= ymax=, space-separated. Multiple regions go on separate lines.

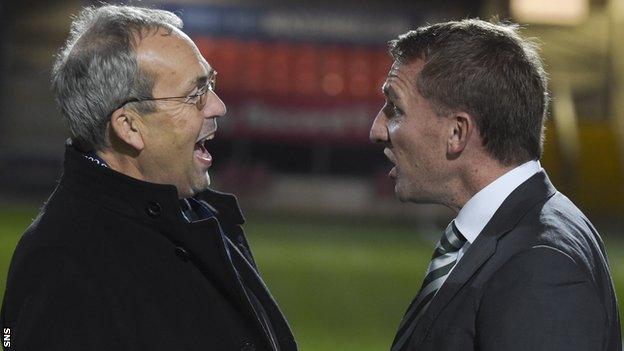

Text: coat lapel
xmin=190 ymin=219 xmax=270 ymax=338
xmin=187 ymin=219 xmax=296 ymax=350
xmin=408 ymin=171 xmax=557 ymax=348
xmin=184 ymin=191 xmax=296 ymax=349
xmin=224 ymin=235 xmax=297 ymax=349
xmin=157 ymin=217 xmax=268 ymax=345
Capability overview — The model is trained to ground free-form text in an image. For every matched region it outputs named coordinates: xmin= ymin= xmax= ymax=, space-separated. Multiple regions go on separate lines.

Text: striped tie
xmin=390 ymin=221 xmax=467 ymax=351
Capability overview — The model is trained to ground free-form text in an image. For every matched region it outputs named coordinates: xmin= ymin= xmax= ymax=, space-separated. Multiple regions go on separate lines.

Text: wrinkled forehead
xmin=135 ymin=27 xmax=210 ymax=86
xmin=388 ymin=59 xmax=425 ymax=79
xmin=383 ymin=59 xmax=424 ymax=93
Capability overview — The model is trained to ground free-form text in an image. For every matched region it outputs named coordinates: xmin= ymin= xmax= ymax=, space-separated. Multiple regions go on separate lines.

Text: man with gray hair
xmin=1 ymin=5 xmax=296 ymax=351
xmin=370 ymin=19 xmax=620 ymax=350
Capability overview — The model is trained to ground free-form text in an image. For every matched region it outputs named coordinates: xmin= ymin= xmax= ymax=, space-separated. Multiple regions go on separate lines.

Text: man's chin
xmin=177 ymin=172 xmax=212 ymax=199
xmin=395 ymin=190 xmax=412 ymax=203
xmin=191 ymin=172 xmax=211 ymax=195
xmin=394 ymin=183 xmax=410 ymax=203
xmin=394 ymin=182 xmax=423 ymax=203
xmin=395 ymin=187 xmax=438 ymax=205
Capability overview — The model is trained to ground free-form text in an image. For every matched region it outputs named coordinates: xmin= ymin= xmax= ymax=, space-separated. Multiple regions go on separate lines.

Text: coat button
xmin=240 ymin=342 xmax=255 ymax=351
xmin=146 ymin=201 xmax=162 ymax=218
xmin=175 ymin=246 xmax=189 ymax=262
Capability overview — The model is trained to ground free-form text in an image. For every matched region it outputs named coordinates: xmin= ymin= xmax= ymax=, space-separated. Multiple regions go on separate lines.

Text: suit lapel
xmin=408 ymin=171 xmax=557 ymax=348
xmin=407 ymin=229 xmax=498 ymax=347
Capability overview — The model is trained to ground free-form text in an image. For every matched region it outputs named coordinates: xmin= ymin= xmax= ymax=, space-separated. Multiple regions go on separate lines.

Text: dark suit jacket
xmin=1 ymin=144 xmax=297 ymax=351
xmin=402 ymin=171 xmax=621 ymax=351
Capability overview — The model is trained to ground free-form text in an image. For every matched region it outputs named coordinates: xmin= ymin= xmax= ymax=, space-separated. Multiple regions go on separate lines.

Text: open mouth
xmin=383 ymin=148 xmax=397 ymax=178
xmin=194 ymin=135 xmax=214 ymax=167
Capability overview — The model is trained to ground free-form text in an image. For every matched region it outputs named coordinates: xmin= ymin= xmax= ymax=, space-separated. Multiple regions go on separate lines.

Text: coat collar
xmin=408 ymin=170 xmax=557 ymax=348
xmin=60 ymin=141 xmax=290 ymax=348
xmin=60 ymin=140 xmax=244 ymax=225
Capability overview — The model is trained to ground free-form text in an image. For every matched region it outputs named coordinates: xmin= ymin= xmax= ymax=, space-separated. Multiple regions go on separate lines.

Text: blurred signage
xmin=100 ymin=2 xmax=438 ymax=143
xmin=164 ymin=4 xmax=414 ymax=44
xmin=220 ymin=97 xmax=379 ymax=144
xmin=195 ymin=37 xmax=392 ymax=100
xmin=196 ymin=37 xmax=390 ymax=143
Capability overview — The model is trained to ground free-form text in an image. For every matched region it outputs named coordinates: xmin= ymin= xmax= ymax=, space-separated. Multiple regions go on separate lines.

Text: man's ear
xmin=447 ymin=111 xmax=474 ymax=158
xmin=109 ymin=107 xmax=145 ymax=152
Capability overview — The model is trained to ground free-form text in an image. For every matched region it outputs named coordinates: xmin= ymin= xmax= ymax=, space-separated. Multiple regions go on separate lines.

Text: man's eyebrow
xmin=185 ymin=68 xmax=215 ymax=93
xmin=382 ymin=83 xmax=400 ymax=101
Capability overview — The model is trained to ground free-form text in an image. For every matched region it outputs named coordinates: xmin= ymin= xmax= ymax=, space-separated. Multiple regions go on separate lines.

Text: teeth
xmin=196 ymin=134 xmax=215 ymax=144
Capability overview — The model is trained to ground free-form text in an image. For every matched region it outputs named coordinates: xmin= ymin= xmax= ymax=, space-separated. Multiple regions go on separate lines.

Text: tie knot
xmin=433 ymin=221 xmax=467 ymax=257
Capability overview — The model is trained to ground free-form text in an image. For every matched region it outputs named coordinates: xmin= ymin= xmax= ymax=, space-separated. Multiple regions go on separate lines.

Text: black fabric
xmin=181 ymin=197 xmax=280 ymax=351
xmin=397 ymin=171 xmax=621 ymax=351
xmin=0 ymin=142 xmax=297 ymax=351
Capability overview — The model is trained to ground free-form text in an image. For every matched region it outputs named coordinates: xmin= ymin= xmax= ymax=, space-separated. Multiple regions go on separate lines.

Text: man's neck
xmin=97 ymin=149 xmax=147 ymax=182
xmin=445 ymin=159 xmax=518 ymax=214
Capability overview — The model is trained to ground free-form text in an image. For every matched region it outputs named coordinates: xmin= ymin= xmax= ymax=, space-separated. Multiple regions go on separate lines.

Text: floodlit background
xmin=1 ymin=0 xmax=623 ymax=350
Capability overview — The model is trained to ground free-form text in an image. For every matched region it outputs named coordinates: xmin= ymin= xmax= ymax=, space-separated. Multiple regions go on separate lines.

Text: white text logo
xmin=3 ymin=328 xmax=10 ymax=348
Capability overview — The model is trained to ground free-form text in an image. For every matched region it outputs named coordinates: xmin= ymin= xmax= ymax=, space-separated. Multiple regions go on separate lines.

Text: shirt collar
xmin=454 ymin=160 xmax=542 ymax=244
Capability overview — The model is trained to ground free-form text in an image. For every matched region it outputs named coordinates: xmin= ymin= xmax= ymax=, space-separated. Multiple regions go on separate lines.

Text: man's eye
xmin=392 ymin=105 xmax=403 ymax=116
xmin=186 ymin=93 xmax=200 ymax=103
xmin=384 ymin=101 xmax=403 ymax=117
xmin=186 ymin=87 xmax=206 ymax=102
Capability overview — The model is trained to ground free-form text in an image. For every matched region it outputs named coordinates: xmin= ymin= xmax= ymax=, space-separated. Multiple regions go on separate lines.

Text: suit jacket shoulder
xmin=410 ymin=171 xmax=621 ymax=351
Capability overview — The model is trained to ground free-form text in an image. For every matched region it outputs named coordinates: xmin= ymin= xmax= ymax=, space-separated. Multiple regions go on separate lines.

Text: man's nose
xmin=369 ymin=111 xmax=388 ymax=144
xmin=203 ymin=91 xmax=227 ymax=119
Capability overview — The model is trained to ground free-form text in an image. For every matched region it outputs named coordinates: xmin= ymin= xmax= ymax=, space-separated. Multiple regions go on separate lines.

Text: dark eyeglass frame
xmin=115 ymin=71 xmax=217 ymax=112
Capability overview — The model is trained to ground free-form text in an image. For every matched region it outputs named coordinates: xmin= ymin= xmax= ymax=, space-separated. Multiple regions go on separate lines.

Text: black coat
xmin=1 ymin=144 xmax=297 ymax=351
xmin=399 ymin=171 xmax=621 ymax=350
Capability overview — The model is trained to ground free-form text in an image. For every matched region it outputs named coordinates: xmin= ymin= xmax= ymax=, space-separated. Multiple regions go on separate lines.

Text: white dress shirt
xmin=453 ymin=160 xmax=543 ymax=264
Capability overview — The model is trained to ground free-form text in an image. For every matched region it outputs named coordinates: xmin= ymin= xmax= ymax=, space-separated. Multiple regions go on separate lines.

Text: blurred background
xmin=1 ymin=0 xmax=623 ymax=349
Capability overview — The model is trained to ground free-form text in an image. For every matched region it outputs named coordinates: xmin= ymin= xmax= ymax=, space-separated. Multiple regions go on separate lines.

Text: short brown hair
xmin=389 ymin=19 xmax=549 ymax=166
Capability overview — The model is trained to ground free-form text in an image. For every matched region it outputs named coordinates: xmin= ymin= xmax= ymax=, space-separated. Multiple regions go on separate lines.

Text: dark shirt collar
xmin=84 ymin=150 xmax=109 ymax=168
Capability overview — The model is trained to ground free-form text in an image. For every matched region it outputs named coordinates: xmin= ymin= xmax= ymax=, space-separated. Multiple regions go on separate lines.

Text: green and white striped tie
xmin=390 ymin=221 xmax=467 ymax=351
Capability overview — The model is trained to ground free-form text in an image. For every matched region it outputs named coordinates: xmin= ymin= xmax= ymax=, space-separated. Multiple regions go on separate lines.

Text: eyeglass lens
xmin=197 ymin=87 xmax=208 ymax=111
xmin=196 ymin=74 xmax=216 ymax=111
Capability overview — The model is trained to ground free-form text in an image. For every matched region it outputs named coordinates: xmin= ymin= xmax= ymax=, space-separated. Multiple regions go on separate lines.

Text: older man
xmin=370 ymin=20 xmax=621 ymax=351
xmin=1 ymin=5 xmax=296 ymax=351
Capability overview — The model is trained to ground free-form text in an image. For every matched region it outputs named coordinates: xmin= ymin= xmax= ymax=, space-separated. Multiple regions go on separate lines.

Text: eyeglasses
xmin=117 ymin=71 xmax=217 ymax=112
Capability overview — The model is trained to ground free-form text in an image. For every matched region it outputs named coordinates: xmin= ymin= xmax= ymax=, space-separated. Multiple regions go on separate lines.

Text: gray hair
xmin=51 ymin=5 xmax=183 ymax=151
